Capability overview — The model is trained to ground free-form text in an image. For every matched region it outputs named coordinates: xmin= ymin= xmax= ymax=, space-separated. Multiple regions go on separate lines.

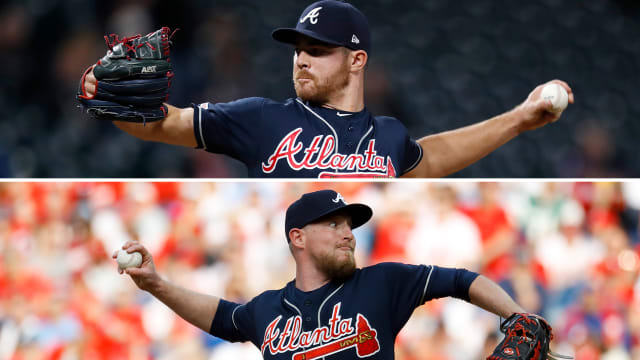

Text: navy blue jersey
xmin=192 ymin=98 xmax=423 ymax=178
xmin=210 ymin=262 xmax=479 ymax=359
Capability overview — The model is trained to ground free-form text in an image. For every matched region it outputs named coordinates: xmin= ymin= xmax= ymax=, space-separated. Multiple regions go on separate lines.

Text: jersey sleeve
xmin=379 ymin=262 xmax=431 ymax=333
xmin=400 ymin=137 xmax=423 ymax=175
xmin=421 ymin=266 xmax=479 ymax=303
xmin=192 ymin=97 xmax=266 ymax=164
xmin=375 ymin=116 xmax=423 ymax=176
xmin=379 ymin=263 xmax=479 ymax=334
xmin=209 ymin=298 xmax=258 ymax=346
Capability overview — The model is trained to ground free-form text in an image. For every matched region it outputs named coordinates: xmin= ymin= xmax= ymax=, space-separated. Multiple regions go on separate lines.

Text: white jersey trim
xmin=198 ymin=107 xmax=208 ymax=150
xmin=419 ymin=265 xmax=434 ymax=305
xmin=404 ymin=142 xmax=424 ymax=174
xmin=283 ymin=297 xmax=310 ymax=350
xmin=354 ymin=126 xmax=373 ymax=173
xmin=317 ymin=284 xmax=344 ymax=359
xmin=231 ymin=304 xmax=243 ymax=330
xmin=295 ymin=98 xmax=339 ymax=156
xmin=284 ymin=298 xmax=303 ymax=317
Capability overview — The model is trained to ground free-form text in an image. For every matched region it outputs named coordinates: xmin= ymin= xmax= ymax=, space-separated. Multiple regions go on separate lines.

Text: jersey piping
xmin=354 ymin=126 xmax=373 ymax=173
xmin=283 ymin=298 xmax=308 ymax=349
xmin=231 ymin=304 xmax=243 ymax=330
xmin=419 ymin=265 xmax=434 ymax=305
xmin=404 ymin=142 xmax=423 ymax=174
xmin=295 ymin=98 xmax=339 ymax=155
xmin=198 ymin=106 xmax=207 ymax=150
xmin=317 ymin=283 xmax=344 ymax=359
xmin=284 ymin=298 xmax=303 ymax=317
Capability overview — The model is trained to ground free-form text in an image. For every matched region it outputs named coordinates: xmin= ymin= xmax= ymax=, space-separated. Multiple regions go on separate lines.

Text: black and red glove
xmin=487 ymin=313 xmax=572 ymax=360
xmin=77 ymin=27 xmax=177 ymax=123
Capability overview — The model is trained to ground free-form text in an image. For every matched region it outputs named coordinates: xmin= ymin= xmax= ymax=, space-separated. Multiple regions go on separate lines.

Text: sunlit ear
xmin=289 ymin=228 xmax=305 ymax=249
xmin=350 ymin=50 xmax=368 ymax=72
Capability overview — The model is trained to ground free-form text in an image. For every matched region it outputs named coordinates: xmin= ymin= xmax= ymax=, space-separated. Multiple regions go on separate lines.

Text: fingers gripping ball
xmin=540 ymin=84 xmax=568 ymax=113
xmin=117 ymin=250 xmax=143 ymax=270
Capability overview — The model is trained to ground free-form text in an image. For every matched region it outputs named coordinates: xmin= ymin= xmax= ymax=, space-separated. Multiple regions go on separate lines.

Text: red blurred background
xmin=0 ymin=182 xmax=639 ymax=359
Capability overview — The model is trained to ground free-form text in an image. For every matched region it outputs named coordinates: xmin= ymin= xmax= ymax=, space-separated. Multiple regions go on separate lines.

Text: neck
xmin=322 ymin=75 xmax=364 ymax=112
xmin=294 ymin=261 xmax=331 ymax=292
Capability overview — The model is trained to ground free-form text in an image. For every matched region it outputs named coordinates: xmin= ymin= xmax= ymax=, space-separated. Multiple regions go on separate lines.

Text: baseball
xmin=540 ymin=83 xmax=568 ymax=113
xmin=116 ymin=250 xmax=143 ymax=269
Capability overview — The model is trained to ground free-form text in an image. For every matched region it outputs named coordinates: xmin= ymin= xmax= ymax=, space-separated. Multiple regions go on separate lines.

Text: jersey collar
xmin=318 ymin=106 xmax=368 ymax=120
xmin=283 ymin=272 xmax=355 ymax=305
xmin=297 ymin=98 xmax=369 ymax=120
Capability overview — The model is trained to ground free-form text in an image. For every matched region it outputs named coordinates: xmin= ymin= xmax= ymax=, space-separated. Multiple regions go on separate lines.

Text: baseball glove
xmin=77 ymin=27 xmax=178 ymax=124
xmin=487 ymin=313 xmax=572 ymax=360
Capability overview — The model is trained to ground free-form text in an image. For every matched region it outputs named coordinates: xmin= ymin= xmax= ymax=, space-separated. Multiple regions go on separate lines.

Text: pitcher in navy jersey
xmin=82 ymin=0 xmax=574 ymax=178
xmin=114 ymin=189 xmax=545 ymax=359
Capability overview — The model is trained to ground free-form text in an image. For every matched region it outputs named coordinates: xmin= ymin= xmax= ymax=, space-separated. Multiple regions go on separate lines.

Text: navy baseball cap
xmin=272 ymin=0 xmax=371 ymax=54
xmin=285 ymin=189 xmax=373 ymax=242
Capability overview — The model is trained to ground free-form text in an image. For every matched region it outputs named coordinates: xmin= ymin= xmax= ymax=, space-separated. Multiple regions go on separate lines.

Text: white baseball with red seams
xmin=117 ymin=250 xmax=142 ymax=269
xmin=541 ymin=83 xmax=568 ymax=113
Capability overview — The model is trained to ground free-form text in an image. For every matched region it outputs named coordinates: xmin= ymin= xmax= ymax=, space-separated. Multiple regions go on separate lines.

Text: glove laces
xmin=103 ymin=28 xmax=179 ymax=60
xmin=490 ymin=313 xmax=574 ymax=360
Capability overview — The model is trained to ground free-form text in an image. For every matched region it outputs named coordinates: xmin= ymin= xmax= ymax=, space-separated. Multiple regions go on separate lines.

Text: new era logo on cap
xmin=284 ymin=189 xmax=373 ymax=242
xmin=272 ymin=0 xmax=371 ymax=54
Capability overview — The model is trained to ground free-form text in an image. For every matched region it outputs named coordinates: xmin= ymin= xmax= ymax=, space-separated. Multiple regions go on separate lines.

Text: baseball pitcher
xmin=79 ymin=1 xmax=574 ymax=178
xmin=114 ymin=190 xmax=569 ymax=359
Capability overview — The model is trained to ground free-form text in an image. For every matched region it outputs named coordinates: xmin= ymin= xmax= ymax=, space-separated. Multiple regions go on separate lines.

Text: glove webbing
xmin=488 ymin=314 xmax=573 ymax=360
xmin=103 ymin=28 xmax=179 ymax=60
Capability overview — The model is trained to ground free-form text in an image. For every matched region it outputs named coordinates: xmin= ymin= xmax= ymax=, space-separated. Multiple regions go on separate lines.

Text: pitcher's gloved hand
xmin=487 ymin=313 xmax=572 ymax=360
xmin=77 ymin=27 xmax=178 ymax=124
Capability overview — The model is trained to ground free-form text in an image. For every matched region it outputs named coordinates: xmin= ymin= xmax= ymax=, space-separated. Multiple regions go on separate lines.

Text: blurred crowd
xmin=1 ymin=0 xmax=640 ymax=177
xmin=1 ymin=181 xmax=640 ymax=359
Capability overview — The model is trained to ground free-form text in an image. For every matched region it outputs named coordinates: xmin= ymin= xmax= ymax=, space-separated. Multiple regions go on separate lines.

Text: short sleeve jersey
xmin=193 ymin=97 xmax=423 ymax=178
xmin=209 ymin=262 xmax=478 ymax=359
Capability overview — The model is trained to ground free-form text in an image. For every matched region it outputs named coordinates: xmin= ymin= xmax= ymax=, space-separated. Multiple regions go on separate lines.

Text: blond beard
xmin=293 ymin=58 xmax=350 ymax=105
xmin=311 ymin=248 xmax=356 ymax=282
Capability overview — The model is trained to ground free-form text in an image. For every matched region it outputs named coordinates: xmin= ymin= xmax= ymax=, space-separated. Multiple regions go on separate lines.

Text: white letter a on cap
xmin=300 ymin=7 xmax=322 ymax=24
xmin=332 ymin=192 xmax=346 ymax=204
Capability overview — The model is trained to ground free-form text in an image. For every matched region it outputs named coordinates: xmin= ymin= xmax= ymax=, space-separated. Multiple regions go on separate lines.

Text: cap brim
xmin=343 ymin=203 xmax=373 ymax=230
xmin=272 ymin=28 xmax=344 ymax=47
xmin=307 ymin=203 xmax=372 ymax=230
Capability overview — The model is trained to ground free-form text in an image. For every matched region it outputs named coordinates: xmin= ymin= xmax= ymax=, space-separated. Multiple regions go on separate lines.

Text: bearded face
xmin=309 ymin=243 xmax=356 ymax=282
xmin=292 ymin=44 xmax=351 ymax=105
xmin=303 ymin=214 xmax=357 ymax=282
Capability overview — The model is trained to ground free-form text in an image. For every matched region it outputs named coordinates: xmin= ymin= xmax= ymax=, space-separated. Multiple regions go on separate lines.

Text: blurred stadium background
xmin=1 ymin=181 xmax=640 ymax=359
xmin=0 ymin=0 xmax=639 ymax=177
